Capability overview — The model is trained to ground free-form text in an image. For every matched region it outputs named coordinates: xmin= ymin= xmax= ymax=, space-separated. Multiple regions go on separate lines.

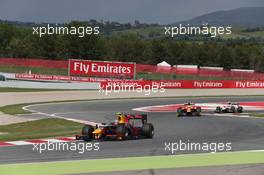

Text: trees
xmin=105 ymin=33 xmax=146 ymax=63
xmin=0 ymin=24 xmax=17 ymax=56
xmin=56 ymin=21 xmax=105 ymax=60
xmin=0 ymin=21 xmax=263 ymax=71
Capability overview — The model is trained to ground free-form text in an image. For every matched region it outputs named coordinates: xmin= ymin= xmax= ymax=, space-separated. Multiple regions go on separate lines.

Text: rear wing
xmin=126 ymin=114 xmax=148 ymax=123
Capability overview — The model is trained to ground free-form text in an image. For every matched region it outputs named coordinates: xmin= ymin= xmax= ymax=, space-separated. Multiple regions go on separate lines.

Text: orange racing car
xmin=176 ymin=102 xmax=202 ymax=117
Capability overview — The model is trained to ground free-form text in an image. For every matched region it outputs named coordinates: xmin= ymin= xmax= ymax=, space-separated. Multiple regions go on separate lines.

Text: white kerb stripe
xmin=43 ymin=139 xmax=67 ymax=143
xmin=6 ymin=141 xmax=34 ymax=146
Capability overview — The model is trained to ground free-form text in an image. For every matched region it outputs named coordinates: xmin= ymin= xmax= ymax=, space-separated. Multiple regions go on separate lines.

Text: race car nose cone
xmin=93 ymin=129 xmax=102 ymax=134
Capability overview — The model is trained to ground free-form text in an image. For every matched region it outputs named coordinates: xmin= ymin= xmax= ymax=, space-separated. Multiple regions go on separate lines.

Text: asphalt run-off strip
xmin=1 ymin=150 xmax=264 ymax=175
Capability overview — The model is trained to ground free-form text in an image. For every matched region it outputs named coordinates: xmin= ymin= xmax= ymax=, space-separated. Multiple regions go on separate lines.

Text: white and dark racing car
xmin=215 ymin=102 xmax=243 ymax=113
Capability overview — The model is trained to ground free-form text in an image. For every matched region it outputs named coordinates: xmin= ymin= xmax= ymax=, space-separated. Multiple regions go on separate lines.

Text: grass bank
xmin=0 ymin=118 xmax=83 ymax=141
xmin=0 ymin=150 xmax=264 ymax=175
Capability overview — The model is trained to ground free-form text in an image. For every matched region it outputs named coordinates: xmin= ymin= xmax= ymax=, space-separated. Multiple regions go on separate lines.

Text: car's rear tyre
xmin=142 ymin=123 xmax=154 ymax=138
xmin=194 ymin=111 xmax=201 ymax=116
xmin=230 ymin=106 xmax=236 ymax=113
xmin=215 ymin=106 xmax=222 ymax=113
xmin=237 ymin=106 xmax=243 ymax=113
xmin=0 ymin=75 xmax=6 ymax=81
xmin=116 ymin=124 xmax=129 ymax=140
xmin=82 ymin=125 xmax=94 ymax=141
xmin=194 ymin=108 xmax=202 ymax=116
xmin=177 ymin=112 xmax=182 ymax=117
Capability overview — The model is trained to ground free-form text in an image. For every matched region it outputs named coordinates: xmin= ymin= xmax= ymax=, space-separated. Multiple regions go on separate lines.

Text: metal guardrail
xmin=0 ymin=72 xmax=100 ymax=90
xmin=0 ymin=81 xmax=100 ymax=89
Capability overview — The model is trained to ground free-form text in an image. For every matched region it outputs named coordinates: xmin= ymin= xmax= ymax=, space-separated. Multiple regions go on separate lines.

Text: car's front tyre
xmin=82 ymin=125 xmax=94 ymax=141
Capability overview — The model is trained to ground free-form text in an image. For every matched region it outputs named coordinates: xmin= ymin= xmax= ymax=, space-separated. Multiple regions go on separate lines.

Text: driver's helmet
xmin=116 ymin=113 xmax=126 ymax=124
xmin=116 ymin=112 xmax=122 ymax=116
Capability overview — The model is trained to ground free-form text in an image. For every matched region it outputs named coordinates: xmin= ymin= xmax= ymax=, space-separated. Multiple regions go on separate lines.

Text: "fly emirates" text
xmin=73 ymin=62 xmax=132 ymax=74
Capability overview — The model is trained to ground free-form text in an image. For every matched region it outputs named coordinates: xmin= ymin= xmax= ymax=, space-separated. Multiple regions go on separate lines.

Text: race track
xmin=0 ymin=96 xmax=264 ymax=164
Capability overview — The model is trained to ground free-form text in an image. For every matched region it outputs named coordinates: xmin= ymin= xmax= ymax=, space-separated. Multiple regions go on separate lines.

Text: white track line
xmin=22 ymin=105 xmax=101 ymax=126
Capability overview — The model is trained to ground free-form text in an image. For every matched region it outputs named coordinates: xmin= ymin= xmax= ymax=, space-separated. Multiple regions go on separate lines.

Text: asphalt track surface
xmin=0 ymin=96 xmax=264 ymax=164
xmin=70 ymin=164 xmax=264 ymax=175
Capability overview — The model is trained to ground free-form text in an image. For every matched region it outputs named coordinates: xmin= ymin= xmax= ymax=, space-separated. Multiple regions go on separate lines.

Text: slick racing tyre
xmin=193 ymin=111 xmax=201 ymax=117
xmin=82 ymin=125 xmax=94 ymax=141
xmin=177 ymin=112 xmax=182 ymax=117
xmin=194 ymin=108 xmax=202 ymax=116
xmin=215 ymin=106 xmax=222 ymax=113
xmin=237 ymin=106 xmax=243 ymax=113
xmin=142 ymin=123 xmax=154 ymax=138
xmin=230 ymin=106 xmax=236 ymax=113
xmin=0 ymin=75 xmax=6 ymax=81
xmin=177 ymin=108 xmax=183 ymax=117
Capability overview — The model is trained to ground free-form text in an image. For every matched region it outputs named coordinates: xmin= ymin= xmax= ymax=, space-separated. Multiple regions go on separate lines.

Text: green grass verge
xmin=0 ymin=103 xmax=32 ymax=115
xmin=0 ymin=118 xmax=83 ymax=141
xmin=0 ymin=65 xmax=68 ymax=75
xmin=250 ymin=113 xmax=264 ymax=118
xmin=0 ymin=151 xmax=263 ymax=175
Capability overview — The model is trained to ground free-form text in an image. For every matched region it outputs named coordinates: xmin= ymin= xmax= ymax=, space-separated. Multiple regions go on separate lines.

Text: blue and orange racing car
xmin=76 ymin=113 xmax=154 ymax=141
